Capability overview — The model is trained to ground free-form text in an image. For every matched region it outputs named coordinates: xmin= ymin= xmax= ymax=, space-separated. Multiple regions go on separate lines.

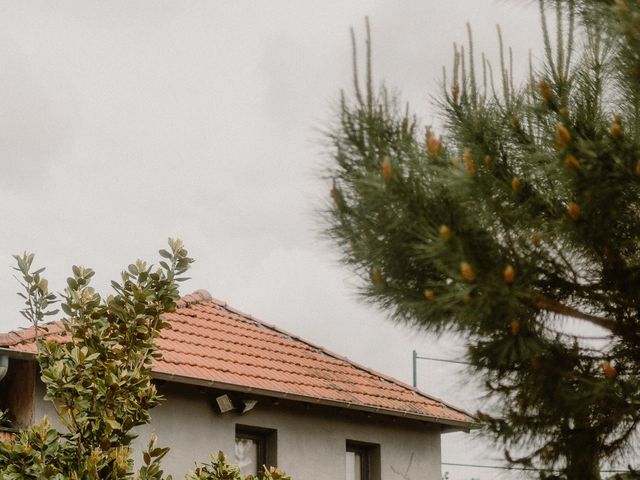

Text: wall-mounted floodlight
xmin=215 ymin=394 xmax=235 ymax=414
xmin=240 ymin=399 xmax=258 ymax=414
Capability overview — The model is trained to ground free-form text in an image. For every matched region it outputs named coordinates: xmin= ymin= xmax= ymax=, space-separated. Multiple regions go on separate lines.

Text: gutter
xmin=0 ymin=348 xmax=35 ymax=361
xmin=152 ymin=371 xmax=477 ymax=431
xmin=0 ymin=348 xmax=477 ymax=431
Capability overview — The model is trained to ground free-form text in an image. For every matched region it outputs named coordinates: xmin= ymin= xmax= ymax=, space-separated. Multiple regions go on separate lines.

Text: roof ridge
xmin=2 ymin=290 xmax=215 ymax=343
xmin=176 ymin=289 xmax=213 ymax=307
xmin=0 ymin=291 xmax=215 ymax=347
xmin=207 ymin=297 xmax=472 ymax=419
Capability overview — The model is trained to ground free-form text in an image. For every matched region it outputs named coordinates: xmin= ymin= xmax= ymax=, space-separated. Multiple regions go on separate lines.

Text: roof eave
xmin=152 ymin=371 xmax=476 ymax=431
xmin=0 ymin=347 xmax=36 ymax=360
xmin=0 ymin=347 xmax=477 ymax=430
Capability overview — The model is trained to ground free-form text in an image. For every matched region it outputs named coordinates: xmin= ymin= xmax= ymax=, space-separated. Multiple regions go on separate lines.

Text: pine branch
xmin=530 ymin=292 xmax=617 ymax=332
xmin=329 ymin=5 xmax=640 ymax=476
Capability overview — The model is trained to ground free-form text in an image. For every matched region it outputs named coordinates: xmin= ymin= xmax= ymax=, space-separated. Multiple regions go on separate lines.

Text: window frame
xmin=346 ymin=440 xmax=380 ymax=480
xmin=235 ymin=424 xmax=277 ymax=478
xmin=0 ymin=358 xmax=35 ymax=430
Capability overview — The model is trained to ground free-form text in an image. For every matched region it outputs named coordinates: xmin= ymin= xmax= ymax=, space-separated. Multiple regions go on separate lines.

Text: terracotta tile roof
xmin=0 ymin=290 xmax=474 ymax=428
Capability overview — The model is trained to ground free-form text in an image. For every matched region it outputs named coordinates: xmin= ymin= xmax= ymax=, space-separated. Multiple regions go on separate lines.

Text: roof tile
xmin=0 ymin=289 xmax=473 ymax=427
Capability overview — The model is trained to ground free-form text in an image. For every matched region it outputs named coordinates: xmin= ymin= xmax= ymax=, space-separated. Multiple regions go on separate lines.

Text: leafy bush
xmin=187 ymin=452 xmax=291 ymax=480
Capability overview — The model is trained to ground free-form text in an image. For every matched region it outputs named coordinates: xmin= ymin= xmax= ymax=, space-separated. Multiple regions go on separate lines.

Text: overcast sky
xmin=0 ymin=1 xmax=547 ymax=479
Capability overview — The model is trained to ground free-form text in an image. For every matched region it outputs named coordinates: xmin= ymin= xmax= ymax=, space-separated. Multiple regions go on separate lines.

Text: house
xmin=0 ymin=290 xmax=474 ymax=479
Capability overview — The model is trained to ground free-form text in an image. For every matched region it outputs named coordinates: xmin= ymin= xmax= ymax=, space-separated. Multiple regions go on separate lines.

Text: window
xmin=235 ymin=425 xmax=277 ymax=478
xmin=346 ymin=441 xmax=380 ymax=480
xmin=0 ymin=358 xmax=35 ymax=430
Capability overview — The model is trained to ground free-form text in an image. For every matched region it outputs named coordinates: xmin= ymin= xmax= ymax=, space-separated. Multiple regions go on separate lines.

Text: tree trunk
xmin=565 ymin=442 xmax=601 ymax=480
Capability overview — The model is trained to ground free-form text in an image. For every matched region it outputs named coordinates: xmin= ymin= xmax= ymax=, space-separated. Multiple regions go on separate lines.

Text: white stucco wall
xmin=33 ymin=380 xmax=443 ymax=480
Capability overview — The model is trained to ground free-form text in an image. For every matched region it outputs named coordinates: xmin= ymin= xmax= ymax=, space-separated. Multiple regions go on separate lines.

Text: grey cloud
xmin=0 ymin=2 xmax=548 ymax=478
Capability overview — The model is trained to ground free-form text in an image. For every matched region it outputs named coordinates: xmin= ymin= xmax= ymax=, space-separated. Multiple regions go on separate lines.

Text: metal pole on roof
xmin=412 ymin=350 xmax=417 ymax=387
xmin=412 ymin=352 xmax=472 ymax=388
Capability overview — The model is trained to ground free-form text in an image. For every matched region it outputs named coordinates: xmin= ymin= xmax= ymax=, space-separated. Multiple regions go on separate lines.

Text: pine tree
xmin=325 ymin=1 xmax=640 ymax=478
